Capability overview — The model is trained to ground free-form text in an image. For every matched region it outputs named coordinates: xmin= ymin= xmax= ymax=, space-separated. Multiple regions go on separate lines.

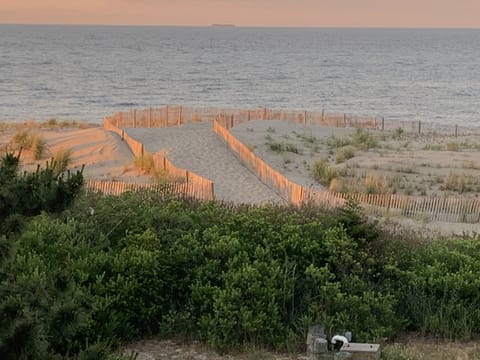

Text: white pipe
xmin=331 ymin=335 xmax=349 ymax=345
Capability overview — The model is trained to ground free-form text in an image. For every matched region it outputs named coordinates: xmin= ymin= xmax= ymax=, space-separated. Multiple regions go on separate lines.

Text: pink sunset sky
xmin=1 ymin=0 xmax=479 ymax=27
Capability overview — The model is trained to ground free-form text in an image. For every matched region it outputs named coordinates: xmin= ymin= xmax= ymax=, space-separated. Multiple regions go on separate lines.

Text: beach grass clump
xmin=423 ymin=143 xmax=444 ymax=151
xmin=382 ymin=343 xmax=480 ymax=360
xmin=11 ymin=129 xmax=31 ymax=148
xmin=268 ymin=141 xmax=284 ymax=153
xmin=364 ymin=174 xmax=388 ymax=194
xmin=388 ymin=174 xmax=403 ymax=194
xmin=442 ymin=173 xmax=468 ymax=193
xmin=353 ymin=128 xmax=378 ymax=149
xmin=462 ymin=160 xmax=480 ymax=170
xmin=134 ymin=153 xmax=155 ymax=174
xmin=51 ymin=148 xmax=73 ymax=174
xmin=293 ymin=130 xmax=319 ymax=145
xmin=335 ymin=146 xmax=355 ymax=163
xmin=328 ymin=177 xmax=351 ymax=193
xmin=311 ymin=157 xmax=337 ymax=186
xmin=31 ymin=135 xmax=47 ymax=160
xmin=10 ymin=129 xmax=47 ymax=160
xmin=264 ymin=134 xmax=274 ymax=142
xmin=446 ymin=142 xmax=461 ymax=152
xmin=392 ymin=127 xmax=404 ymax=140
xmin=326 ymin=135 xmax=352 ymax=149
xmin=267 ymin=141 xmax=302 ymax=155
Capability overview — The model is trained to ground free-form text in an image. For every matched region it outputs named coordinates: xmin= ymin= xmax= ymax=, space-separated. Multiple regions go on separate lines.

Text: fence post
xmin=455 ymin=124 xmax=458 ymax=137
xmin=304 ymin=110 xmax=307 ymax=126
xmin=148 ymin=108 xmax=152 ymax=128
xmin=179 ymin=106 xmax=183 ymax=125
xmin=321 ymin=109 xmax=325 ymax=122
xmin=344 ymin=113 xmax=347 ymax=127
xmin=418 ymin=120 xmax=421 ymax=134
xmin=382 ymin=117 xmax=385 ymax=131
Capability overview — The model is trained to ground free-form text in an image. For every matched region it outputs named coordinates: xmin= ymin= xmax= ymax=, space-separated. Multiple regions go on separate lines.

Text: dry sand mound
xmin=1 ymin=126 xmax=148 ymax=182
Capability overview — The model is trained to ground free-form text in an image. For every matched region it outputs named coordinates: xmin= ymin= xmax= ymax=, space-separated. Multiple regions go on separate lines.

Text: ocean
xmin=0 ymin=25 xmax=479 ymax=126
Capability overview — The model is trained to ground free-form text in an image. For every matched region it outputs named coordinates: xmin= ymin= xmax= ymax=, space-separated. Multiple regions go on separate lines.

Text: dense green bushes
xmin=0 ymin=152 xmax=84 ymax=234
xmin=1 ymin=171 xmax=480 ymax=358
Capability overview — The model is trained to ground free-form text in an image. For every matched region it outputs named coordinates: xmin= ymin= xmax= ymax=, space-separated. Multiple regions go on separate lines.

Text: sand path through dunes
xmin=126 ymin=123 xmax=284 ymax=204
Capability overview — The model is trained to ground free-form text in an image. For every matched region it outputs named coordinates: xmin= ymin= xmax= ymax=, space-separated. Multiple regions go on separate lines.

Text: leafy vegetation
xmin=2 ymin=153 xmax=480 ymax=358
xmin=0 ymin=152 xmax=84 ymax=233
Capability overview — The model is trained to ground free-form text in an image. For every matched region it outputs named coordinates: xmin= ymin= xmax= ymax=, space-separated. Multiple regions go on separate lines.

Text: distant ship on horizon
xmin=211 ymin=24 xmax=236 ymax=27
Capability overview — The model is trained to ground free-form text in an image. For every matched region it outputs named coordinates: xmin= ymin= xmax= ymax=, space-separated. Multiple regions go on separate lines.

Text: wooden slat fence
xmin=214 ymin=108 xmax=480 ymax=136
xmin=102 ymin=116 xmax=215 ymax=201
xmin=105 ymin=106 xmax=480 ymax=136
xmin=214 ymin=118 xmax=480 ymax=223
xmin=214 ymin=120 xmax=311 ymax=206
xmin=103 ymin=106 xmax=480 ymax=222
xmin=84 ymin=179 xmax=205 ymax=199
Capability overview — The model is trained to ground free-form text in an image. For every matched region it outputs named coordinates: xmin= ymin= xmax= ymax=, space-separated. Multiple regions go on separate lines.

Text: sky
xmin=1 ymin=0 xmax=479 ymax=28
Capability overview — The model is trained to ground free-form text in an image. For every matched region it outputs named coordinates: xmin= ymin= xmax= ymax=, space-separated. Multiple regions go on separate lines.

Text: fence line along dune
xmin=99 ymin=106 xmax=480 ymax=223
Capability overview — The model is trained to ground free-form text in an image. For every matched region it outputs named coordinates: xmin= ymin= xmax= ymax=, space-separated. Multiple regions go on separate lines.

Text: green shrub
xmin=2 ymin=177 xmax=480 ymax=358
xmin=0 ymin=152 xmax=83 ymax=231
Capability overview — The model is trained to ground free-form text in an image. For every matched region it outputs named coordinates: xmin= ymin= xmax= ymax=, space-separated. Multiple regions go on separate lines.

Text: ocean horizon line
xmin=1 ymin=23 xmax=479 ymax=30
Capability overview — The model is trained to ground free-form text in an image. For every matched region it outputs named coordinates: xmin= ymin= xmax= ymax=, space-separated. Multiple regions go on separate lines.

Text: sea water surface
xmin=0 ymin=25 xmax=479 ymax=126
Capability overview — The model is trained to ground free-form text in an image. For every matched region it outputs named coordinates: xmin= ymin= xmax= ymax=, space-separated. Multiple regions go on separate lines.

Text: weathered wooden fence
xmin=102 ymin=106 xmax=480 ymax=222
xmin=214 ymin=117 xmax=480 ymax=223
xmin=307 ymin=191 xmax=480 ymax=223
xmin=105 ymin=105 xmax=480 ymax=137
xmin=102 ymin=116 xmax=215 ymax=201
xmin=83 ymin=179 xmax=206 ymax=199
